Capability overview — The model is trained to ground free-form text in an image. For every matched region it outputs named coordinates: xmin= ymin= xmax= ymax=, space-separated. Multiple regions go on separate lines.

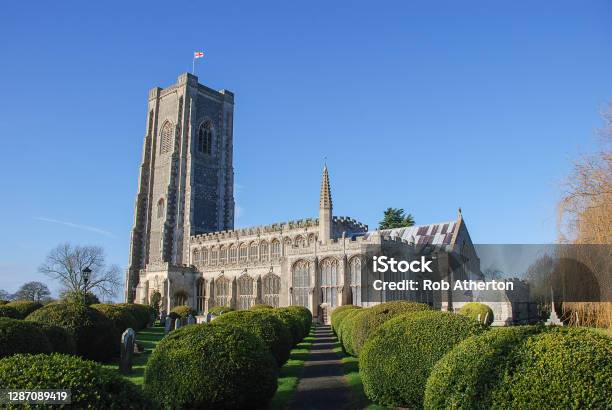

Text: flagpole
xmin=192 ymin=57 xmax=195 ymax=75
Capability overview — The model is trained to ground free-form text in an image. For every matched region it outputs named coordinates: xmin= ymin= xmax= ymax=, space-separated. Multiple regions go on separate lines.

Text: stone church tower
xmin=125 ymin=73 xmax=235 ymax=302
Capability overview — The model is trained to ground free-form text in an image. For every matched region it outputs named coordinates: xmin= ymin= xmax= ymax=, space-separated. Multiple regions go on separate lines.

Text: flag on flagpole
xmin=194 ymin=51 xmax=205 ymax=59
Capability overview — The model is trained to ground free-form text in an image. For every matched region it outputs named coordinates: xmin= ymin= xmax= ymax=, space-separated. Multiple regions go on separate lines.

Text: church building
xmin=125 ymin=73 xmax=481 ymax=323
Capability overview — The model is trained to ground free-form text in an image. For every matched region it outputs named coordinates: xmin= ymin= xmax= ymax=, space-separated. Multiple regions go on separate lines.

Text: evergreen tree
xmin=379 ymin=208 xmax=415 ymax=229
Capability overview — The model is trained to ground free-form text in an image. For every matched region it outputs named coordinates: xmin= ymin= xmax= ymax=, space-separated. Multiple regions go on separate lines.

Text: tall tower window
xmin=157 ymin=198 xmax=165 ymax=219
xmin=292 ymin=260 xmax=310 ymax=308
xmin=160 ymin=121 xmax=174 ymax=154
xmin=271 ymin=240 xmax=280 ymax=259
xmin=198 ymin=120 xmax=213 ymax=154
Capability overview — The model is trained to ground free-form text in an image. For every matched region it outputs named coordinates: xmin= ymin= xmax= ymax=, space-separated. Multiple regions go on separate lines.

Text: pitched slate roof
xmin=370 ymin=221 xmax=458 ymax=246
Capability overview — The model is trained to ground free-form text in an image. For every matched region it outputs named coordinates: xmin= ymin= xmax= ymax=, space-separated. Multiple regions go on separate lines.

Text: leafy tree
xmin=149 ymin=290 xmax=162 ymax=319
xmin=379 ymin=208 xmax=415 ymax=229
xmin=14 ymin=281 xmax=51 ymax=302
xmin=39 ymin=243 xmax=121 ymax=300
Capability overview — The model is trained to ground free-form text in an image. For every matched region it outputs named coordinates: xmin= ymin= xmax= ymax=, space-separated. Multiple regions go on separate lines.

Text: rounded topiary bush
xmin=26 ymin=302 xmax=115 ymax=362
xmin=250 ymin=304 xmax=274 ymax=310
xmin=351 ymin=301 xmax=430 ymax=356
xmin=208 ymin=305 xmax=234 ymax=316
xmin=424 ymin=325 xmax=542 ymax=409
xmin=458 ymin=302 xmax=494 ymax=326
xmin=170 ymin=305 xmax=197 ymax=319
xmin=214 ymin=310 xmax=293 ymax=365
xmin=330 ymin=305 xmax=361 ymax=334
xmin=360 ymin=310 xmax=485 ymax=408
xmin=115 ymin=303 xmax=152 ymax=330
xmin=0 ymin=305 xmax=19 ymax=319
xmin=144 ymin=323 xmax=278 ymax=409
xmin=6 ymin=300 xmax=43 ymax=319
xmin=283 ymin=306 xmax=312 ymax=339
xmin=0 ymin=317 xmax=52 ymax=358
xmin=490 ymin=327 xmax=612 ymax=409
xmin=270 ymin=308 xmax=301 ymax=346
xmin=0 ymin=353 xmax=150 ymax=408
xmin=91 ymin=304 xmax=139 ymax=353
xmin=36 ymin=322 xmax=77 ymax=355
xmin=339 ymin=308 xmax=369 ymax=356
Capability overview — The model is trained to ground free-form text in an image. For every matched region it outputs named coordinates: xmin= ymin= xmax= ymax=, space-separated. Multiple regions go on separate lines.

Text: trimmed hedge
xmin=330 ymin=305 xmax=361 ymax=334
xmin=0 ymin=317 xmax=52 ymax=358
xmin=360 ymin=310 xmax=485 ymax=408
xmin=351 ymin=301 xmax=430 ymax=356
xmin=91 ymin=304 xmax=139 ymax=354
xmin=458 ymin=302 xmax=494 ymax=326
xmin=36 ymin=322 xmax=77 ymax=355
xmin=208 ymin=306 xmax=234 ymax=316
xmin=338 ymin=309 xmax=369 ymax=356
xmin=283 ymin=306 xmax=312 ymax=340
xmin=144 ymin=323 xmax=278 ymax=409
xmin=491 ymin=327 xmax=612 ymax=409
xmin=6 ymin=300 xmax=43 ymax=319
xmin=214 ymin=310 xmax=293 ymax=366
xmin=115 ymin=303 xmax=153 ymax=330
xmin=0 ymin=353 xmax=150 ymax=408
xmin=0 ymin=305 xmax=19 ymax=319
xmin=250 ymin=304 xmax=274 ymax=310
xmin=26 ymin=302 xmax=116 ymax=362
xmin=170 ymin=305 xmax=197 ymax=319
xmin=270 ymin=308 xmax=301 ymax=346
xmin=424 ymin=325 xmax=542 ymax=409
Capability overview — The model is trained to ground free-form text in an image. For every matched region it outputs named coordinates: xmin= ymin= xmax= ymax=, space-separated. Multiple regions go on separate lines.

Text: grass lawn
xmin=269 ymin=326 xmax=316 ymax=410
xmin=103 ymin=325 xmax=165 ymax=386
xmin=332 ymin=344 xmax=386 ymax=410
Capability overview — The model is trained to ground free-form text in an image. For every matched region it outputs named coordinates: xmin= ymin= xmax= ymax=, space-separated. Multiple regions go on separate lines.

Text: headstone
xmin=206 ymin=313 xmax=213 ymax=323
xmin=164 ymin=317 xmax=174 ymax=333
xmin=120 ymin=328 xmax=135 ymax=374
xmin=174 ymin=318 xmax=182 ymax=330
xmin=187 ymin=314 xmax=196 ymax=325
xmin=160 ymin=311 xmax=167 ymax=327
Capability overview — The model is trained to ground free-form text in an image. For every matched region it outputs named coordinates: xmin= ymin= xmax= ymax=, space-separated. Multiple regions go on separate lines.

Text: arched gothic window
xmin=229 ymin=245 xmax=237 ymax=263
xmin=219 ymin=246 xmax=228 ymax=264
xmin=198 ymin=120 xmax=213 ymax=154
xmin=271 ymin=240 xmax=281 ymax=259
xmin=237 ymin=275 xmax=254 ymax=310
xmin=295 ymin=236 xmax=304 ymax=248
xmin=201 ymin=248 xmax=208 ymax=265
xmin=192 ymin=249 xmax=200 ymax=265
xmin=307 ymin=233 xmax=316 ymax=245
xmin=239 ymin=244 xmax=248 ymax=262
xmin=174 ymin=290 xmax=187 ymax=306
xmin=283 ymin=238 xmax=292 ymax=254
xmin=215 ymin=276 xmax=230 ymax=307
xmin=210 ymin=247 xmax=218 ymax=265
xmin=196 ymin=278 xmax=206 ymax=313
xmin=157 ymin=198 xmax=165 ymax=219
xmin=319 ymin=258 xmax=340 ymax=308
xmin=262 ymin=273 xmax=280 ymax=307
xmin=260 ymin=241 xmax=269 ymax=262
xmin=349 ymin=257 xmax=362 ymax=306
xmin=249 ymin=242 xmax=258 ymax=261
xmin=292 ymin=260 xmax=310 ymax=308
xmin=160 ymin=121 xmax=174 ymax=154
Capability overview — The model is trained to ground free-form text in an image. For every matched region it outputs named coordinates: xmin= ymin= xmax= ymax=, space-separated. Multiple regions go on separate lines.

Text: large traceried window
xmin=215 ymin=276 xmax=230 ymax=307
xmin=307 ymin=233 xmax=316 ymax=246
xmin=271 ymin=240 xmax=280 ymax=259
xmin=157 ymin=198 xmax=165 ymax=219
xmin=229 ymin=245 xmax=237 ymax=263
xmin=292 ymin=260 xmax=310 ymax=308
xmin=249 ymin=242 xmax=258 ymax=261
xmin=219 ymin=246 xmax=228 ymax=264
xmin=262 ymin=273 xmax=280 ymax=307
xmin=349 ymin=257 xmax=362 ymax=306
xmin=319 ymin=258 xmax=340 ymax=308
xmin=294 ymin=236 xmax=304 ymax=248
xmin=210 ymin=248 xmax=218 ymax=265
xmin=160 ymin=121 xmax=174 ymax=154
xmin=192 ymin=249 xmax=200 ymax=265
xmin=196 ymin=278 xmax=206 ymax=313
xmin=239 ymin=244 xmax=248 ymax=262
xmin=237 ymin=275 xmax=255 ymax=310
xmin=260 ymin=241 xmax=269 ymax=262
xmin=201 ymin=248 xmax=208 ymax=265
xmin=198 ymin=120 xmax=213 ymax=154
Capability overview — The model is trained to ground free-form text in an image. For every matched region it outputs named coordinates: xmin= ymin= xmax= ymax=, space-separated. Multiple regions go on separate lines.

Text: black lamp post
xmin=82 ymin=267 xmax=92 ymax=303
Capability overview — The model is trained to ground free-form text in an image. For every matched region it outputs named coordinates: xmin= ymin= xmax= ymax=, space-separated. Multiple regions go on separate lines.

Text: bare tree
xmin=39 ymin=243 xmax=121 ymax=299
xmin=0 ymin=289 xmax=12 ymax=301
xmin=14 ymin=281 xmax=51 ymax=302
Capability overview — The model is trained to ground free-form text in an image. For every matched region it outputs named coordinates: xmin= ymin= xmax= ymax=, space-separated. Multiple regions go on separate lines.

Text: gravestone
xmin=164 ymin=317 xmax=174 ymax=333
xmin=120 ymin=328 xmax=135 ymax=374
xmin=206 ymin=313 xmax=213 ymax=323
xmin=174 ymin=318 xmax=182 ymax=330
xmin=187 ymin=314 xmax=196 ymax=325
xmin=160 ymin=311 xmax=167 ymax=327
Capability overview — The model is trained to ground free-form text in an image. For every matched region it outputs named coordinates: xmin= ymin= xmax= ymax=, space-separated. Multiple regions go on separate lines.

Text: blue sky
xmin=0 ymin=1 xmax=610 ymax=298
